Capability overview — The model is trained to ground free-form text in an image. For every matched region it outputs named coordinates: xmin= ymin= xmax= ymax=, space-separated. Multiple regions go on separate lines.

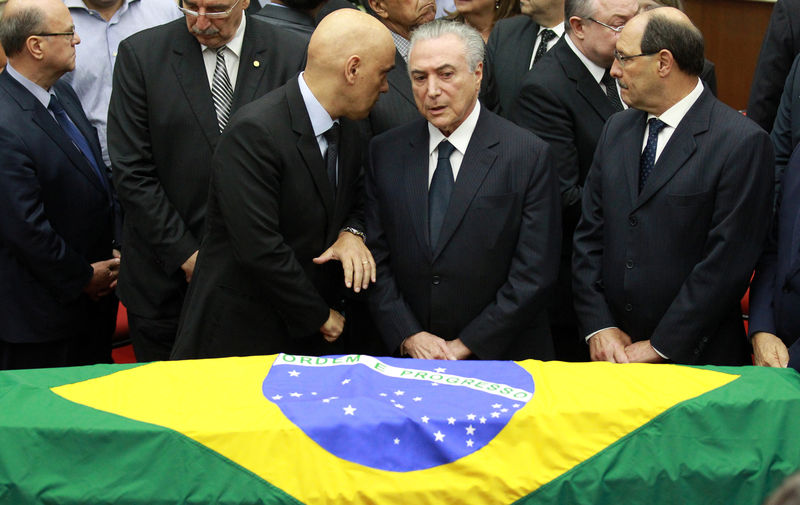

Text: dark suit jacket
xmin=108 ymin=18 xmax=305 ymax=320
xmin=172 ymin=77 xmax=364 ymax=359
xmin=486 ymin=15 xmax=540 ymax=117
xmin=748 ymin=0 xmax=800 ymax=132
xmin=749 ymin=143 xmax=800 ymax=356
xmin=572 ymin=87 xmax=774 ymax=365
xmin=245 ymin=0 xmax=263 ymax=15
xmin=0 ymin=72 xmax=116 ymax=345
xmin=770 ymin=53 xmax=800 ymax=193
xmin=253 ymin=4 xmax=315 ymax=40
xmin=365 ymin=107 xmax=561 ymax=360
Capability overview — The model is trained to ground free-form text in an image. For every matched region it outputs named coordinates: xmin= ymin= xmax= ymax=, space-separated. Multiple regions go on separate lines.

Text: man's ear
xmin=369 ymin=0 xmax=390 ymax=19
xmin=345 ymin=55 xmax=361 ymax=84
xmin=25 ymin=36 xmax=45 ymax=61
xmin=568 ymin=16 xmax=584 ymax=39
xmin=656 ymin=49 xmax=673 ymax=77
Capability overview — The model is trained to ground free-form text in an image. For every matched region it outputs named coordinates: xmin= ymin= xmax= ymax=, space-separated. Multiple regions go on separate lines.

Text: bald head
xmin=637 ymin=7 xmax=703 ymax=75
xmin=304 ymin=9 xmax=396 ymax=120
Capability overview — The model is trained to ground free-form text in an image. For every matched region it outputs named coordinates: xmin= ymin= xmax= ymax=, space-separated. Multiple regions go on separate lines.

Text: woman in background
xmin=449 ymin=0 xmax=519 ymax=42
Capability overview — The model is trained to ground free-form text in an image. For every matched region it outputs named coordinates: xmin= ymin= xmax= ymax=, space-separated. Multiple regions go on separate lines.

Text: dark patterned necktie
xmin=639 ymin=118 xmax=667 ymax=193
xmin=324 ymin=122 xmax=340 ymax=194
xmin=531 ymin=29 xmax=556 ymax=67
xmin=429 ymin=140 xmax=456 ymax=249
xmin=48 ymin=94 xmax=108 ymax=192
xmin=211 ymin=46 xmax=234 ymax=132
xmin=601 ymin=69 xmax=624 ymax=112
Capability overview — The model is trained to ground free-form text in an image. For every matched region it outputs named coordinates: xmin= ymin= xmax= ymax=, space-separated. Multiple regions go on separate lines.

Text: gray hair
xmin=0 ymin=5 xmax=46 ymax=57
xmin=408 ymin=20 xmax=485 ymax=72
xmin=564 ymin=0 xmax=596 ymax=32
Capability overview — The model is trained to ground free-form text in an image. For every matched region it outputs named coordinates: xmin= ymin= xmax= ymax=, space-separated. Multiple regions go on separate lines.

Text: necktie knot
xmin=540 ymin=29 xmax=556 ymax=44
xmin=48 ymin=94 xmax=64 ymax=114
xmin=437 ymin=140 xmax=456 ymax=160
xmin=324 ymin=122 xmax=340 ymax=146
xmin=648 ymin=117 xmax=666 ymax=136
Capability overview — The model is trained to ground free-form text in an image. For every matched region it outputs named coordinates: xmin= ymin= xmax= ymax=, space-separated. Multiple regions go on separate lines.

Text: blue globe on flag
xmin=262 ymin=354 xmax=534 ymax=472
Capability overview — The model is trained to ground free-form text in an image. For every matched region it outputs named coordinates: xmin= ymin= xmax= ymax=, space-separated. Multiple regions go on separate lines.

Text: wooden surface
xmin=686 ymin=0 xmax=775 ymax=110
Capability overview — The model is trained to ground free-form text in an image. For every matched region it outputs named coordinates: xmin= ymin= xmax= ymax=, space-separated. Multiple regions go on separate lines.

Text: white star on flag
xmin=513 ymin=404 xmax=520 ymax=408
xmin=491 ymin=412 xmax=500 ymax=418
xmin=447 ymin=417 xmax=456 ymax=425
xmin=271 ymin=395 xmax=282 ymax=400
xmin=395 ymin=404 xmax=405 ymax=409
xmin=421 ymin=416 xmax=430 ymax=423
xmin=467 ymin=414 xmax=476 ymax=420
xmin=341 ymin=379 xmax=351 ymax=385
xmin=466 ymin=425 xmax=475 ymax=435
xmin=343 ymin=405 xmax=356 ymax=415
xmin=479 ymin=416 xmax=487 ymax=424
xmin=379 ymin=393 xmax=387 ymax=397
xmin=430 ymin=383 xmax=439 ymax=386
xmin=290 ymin=392 xmax=302 ymax=397
xmin=394 ymin=390 xmax=405 ymax=396
xmin=466 ymin=439 xmax=474 ymax=447
xmin=434 ymin=367 xmax=446 ymax=373
xmin=492 ymin=403 xmax=502 ymax=409
xmin=322 ymin=398 xmax=331 ymax=403
xmin=288 ymin=370 xmax=300 ymax=377
xmin=413 ymin=397 xmax=422 ymax=402
xmin=433 ymin=431 xmax=445 ymax=442
xmin=394 ymin=438 xmax=400 ymax=445
xmin=501 ymin=408 xmax=508 ymax=413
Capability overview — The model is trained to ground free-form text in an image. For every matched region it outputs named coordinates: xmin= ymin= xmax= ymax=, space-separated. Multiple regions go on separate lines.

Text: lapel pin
xmin=253 ymin=60 xmax=260 ymax=68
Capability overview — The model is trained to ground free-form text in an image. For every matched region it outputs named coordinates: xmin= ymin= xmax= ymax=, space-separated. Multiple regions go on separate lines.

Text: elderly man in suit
xmin=573 ymin=7 xmax=773 ymax=365
xmin=509 ymin=0 xmax=637 ymax=362
xmin=0 ymin=0 xmax=119 ymax=369
xmin=366 ymin=20 xmax=561 ymax=360
xmin=171 ymin=9 xmax=395 ymax=359
xmin=108 ymin=0 xmax=306 ymax=362
xmin=485 ymin=0 xmax=565 ymax=117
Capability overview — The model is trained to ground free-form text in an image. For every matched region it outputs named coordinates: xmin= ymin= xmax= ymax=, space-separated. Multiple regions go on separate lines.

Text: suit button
xmin=624 ymin=303 xmax=633 ymax=312
xmin=432 ymin=275 xmax=441 ymax=285
xmin=629 ymin=215 xmax=638 ymax=226
xmin=626 ymin=259 xmax=634 ymax=269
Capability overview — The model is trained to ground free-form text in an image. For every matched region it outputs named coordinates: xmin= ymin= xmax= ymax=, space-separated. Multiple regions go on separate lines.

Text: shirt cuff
xmin=585 ymin=326 xmax=618 ymax=342
xmin=651 ymin=343 xmax=669 ymax=360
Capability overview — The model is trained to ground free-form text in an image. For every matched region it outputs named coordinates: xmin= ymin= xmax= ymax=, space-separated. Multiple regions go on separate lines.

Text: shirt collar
xmin=201 ymin=14 xmax=246 ymax=58
xmin=564 ymin=32 xmax=607 ymax=85
xmin=298 ymin=72 xmax=336 ymax=137
xmin=647 ymin=78 xmax=704 ymax=128
xmin=5 ymin=63 xmax=53 ymax=108
xmin=391 ymin=31 xmax=411 ymax=63
xmin=428 ymin=100 xmax=481 ymax=157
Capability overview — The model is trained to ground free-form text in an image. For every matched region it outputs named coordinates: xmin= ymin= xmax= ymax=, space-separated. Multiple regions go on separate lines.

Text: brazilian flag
xmin=0 ymin=354 xmax=799 ymax=504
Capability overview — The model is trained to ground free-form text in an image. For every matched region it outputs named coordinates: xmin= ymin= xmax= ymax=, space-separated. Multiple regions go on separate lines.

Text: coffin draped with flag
xmin=1 ymin=354 xmax=799 ymax=504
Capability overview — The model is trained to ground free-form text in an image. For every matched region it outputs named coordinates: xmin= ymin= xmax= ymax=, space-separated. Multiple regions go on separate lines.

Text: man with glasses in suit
xmin=108 ymin=0 xmax=305 ymax=361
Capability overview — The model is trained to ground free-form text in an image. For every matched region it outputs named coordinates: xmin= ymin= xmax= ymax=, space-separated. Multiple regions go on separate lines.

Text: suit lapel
xmin=170 ymin=31 xmax=219 ymax=147
xmin=288 ymin=79 xmax=335 ymax=222
xmin=405 ymin=123 xmax=433 ymax=257
xmin=433 ymin=110 xmax=497 ymax=260
xmin=388 ymin=52 xmax=415 ymax=107
xmin=508 ymin=20 xmax=539 ymax=86
xmin=231 ymin=21 xmax=269 ymax=112
xmin=557 ymin=41 xmax=617 ymax=120
xmin=623 ymin=111 xmax=648 ymax=205
xmin=634 ymin=90 xmax=711 ymax=210
xmin=0 ymin=73 xmax=108 ymax=196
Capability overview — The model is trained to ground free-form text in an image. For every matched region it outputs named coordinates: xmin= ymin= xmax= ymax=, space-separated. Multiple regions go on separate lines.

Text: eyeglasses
xmin=178 ymin=0 xmax=242 ymax=18
xmin=586 ymin=17 xmax=625 ymax=33
xmin=34 ymin=31 xmax=76 ymax=39
xmin=613 ymin=49 xmax=658 ymax=66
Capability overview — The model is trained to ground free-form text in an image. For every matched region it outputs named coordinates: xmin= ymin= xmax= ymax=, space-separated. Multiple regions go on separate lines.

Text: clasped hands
xmin=589 ymin=328 xmax=664 ymax=364
xmin=313 ymin=230 xmax=376 ymax=342
xmin=401 ymin=332 xmax=472 ymax=360
xmin=83 ymin=249 xmax=121 ymax=301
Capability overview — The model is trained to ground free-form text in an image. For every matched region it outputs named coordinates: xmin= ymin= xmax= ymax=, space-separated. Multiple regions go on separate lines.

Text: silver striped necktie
xmin=211 ymin=46 xmax=234 ymax=132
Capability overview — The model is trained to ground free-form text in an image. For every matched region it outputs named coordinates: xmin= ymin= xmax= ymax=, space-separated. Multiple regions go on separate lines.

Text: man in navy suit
xmin=572 ymin=8 xmax=772 ymax=365
xmin=749 ymin=144 xmax=800 ymax=370
xmin=366 ymin=20 xmax=561 ymax=360
xmin=0 ymin=0 xmax=119 ymax=369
